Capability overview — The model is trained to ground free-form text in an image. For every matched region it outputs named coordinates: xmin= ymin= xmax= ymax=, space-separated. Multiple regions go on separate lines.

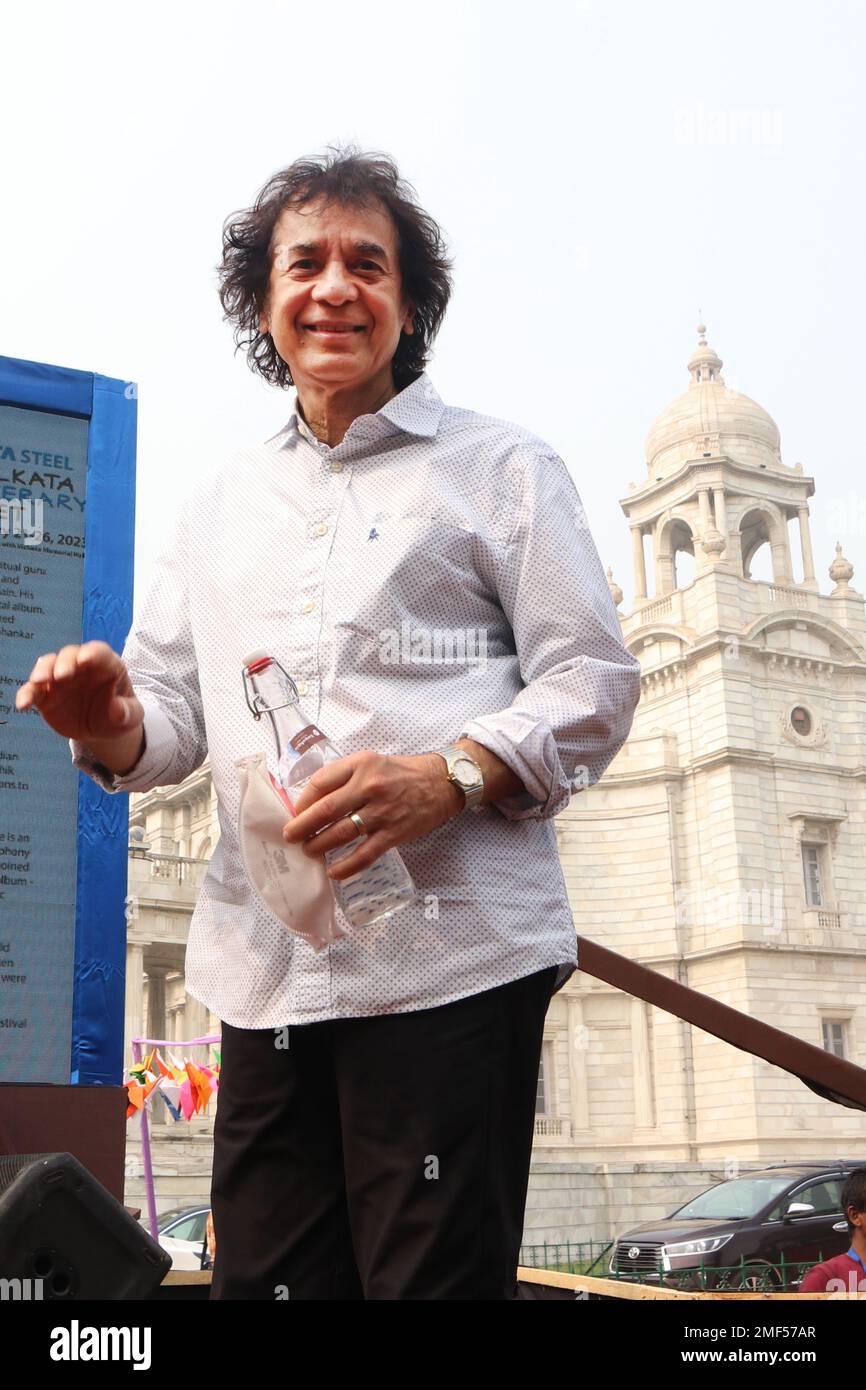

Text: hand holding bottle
xmin=283 ymin=748 xmax=464 ymax=880
xmin=243 ymin=651 xmax=421 ymax=929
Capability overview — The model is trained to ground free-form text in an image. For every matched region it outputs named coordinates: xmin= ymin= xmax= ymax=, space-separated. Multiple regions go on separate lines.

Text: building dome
xmin=645 ymin=325 xmax=782 ymax=478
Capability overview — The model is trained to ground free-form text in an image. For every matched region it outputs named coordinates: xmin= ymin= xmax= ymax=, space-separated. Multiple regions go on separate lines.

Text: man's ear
xmin=402 ymin=300 xmax=416 ymax=335
xmin=259 ymin=310 xmax=269 ymax=335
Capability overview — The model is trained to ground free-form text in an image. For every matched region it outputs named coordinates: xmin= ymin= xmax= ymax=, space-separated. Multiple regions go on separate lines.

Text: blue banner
xmin=0 ymin=355 xmax=136 ymax=1085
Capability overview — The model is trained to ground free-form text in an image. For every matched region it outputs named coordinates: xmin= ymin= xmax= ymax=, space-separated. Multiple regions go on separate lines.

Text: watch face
xmin=454 ymin=757 xmax=483 ymax=788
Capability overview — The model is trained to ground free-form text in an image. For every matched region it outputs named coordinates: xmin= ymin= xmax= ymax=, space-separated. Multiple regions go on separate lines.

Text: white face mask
xmin=234 ymin=752 xmax=347 ymax=952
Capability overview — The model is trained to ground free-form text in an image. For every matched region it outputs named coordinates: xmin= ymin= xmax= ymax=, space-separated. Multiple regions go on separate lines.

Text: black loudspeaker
xmin=0 ymin=1152 xmax=171 ymax=1299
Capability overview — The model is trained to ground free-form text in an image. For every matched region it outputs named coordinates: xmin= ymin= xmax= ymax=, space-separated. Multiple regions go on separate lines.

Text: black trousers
xmin=209 ymin=964 xmax=558 ymax=1300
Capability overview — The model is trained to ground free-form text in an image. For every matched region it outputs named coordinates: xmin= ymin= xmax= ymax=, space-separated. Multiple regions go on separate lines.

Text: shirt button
xmin=302 ymin=600 xmax=316 ymax=614
xmin=313 ymin=523 xmax=329 ymax=537
xmin=297 ymin=680 xmax=308 ymax=696
xmin=330 ymin=461 xmax=344 ymax=473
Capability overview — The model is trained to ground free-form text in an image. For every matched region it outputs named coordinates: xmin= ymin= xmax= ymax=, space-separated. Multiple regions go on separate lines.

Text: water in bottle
xmin=241 ymin=651 xmax=416 ymax=929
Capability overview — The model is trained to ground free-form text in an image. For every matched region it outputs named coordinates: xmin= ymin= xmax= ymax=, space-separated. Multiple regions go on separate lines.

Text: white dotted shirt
xmin=70 ymin=371 xmax=641 ymax=1027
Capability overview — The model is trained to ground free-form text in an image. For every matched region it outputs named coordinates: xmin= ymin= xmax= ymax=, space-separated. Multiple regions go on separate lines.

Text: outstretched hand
xmin=15 ymin=640 xmax=144 ymax=744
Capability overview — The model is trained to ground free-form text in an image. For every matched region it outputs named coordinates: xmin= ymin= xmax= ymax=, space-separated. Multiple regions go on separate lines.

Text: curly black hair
xmin=842 ymin=1168 xmax=866 ymax=1235
xmin=217 ymin=144 xmax=453 ymax=391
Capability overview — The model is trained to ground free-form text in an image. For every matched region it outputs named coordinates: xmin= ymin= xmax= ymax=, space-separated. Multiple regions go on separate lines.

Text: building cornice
xmin=625 ymin=628 xmax=866 ymax=683
xmin=620 ymin=454 xmax=816 ymax=514
xmin=569 ymin=743 xmax=866 ymax=787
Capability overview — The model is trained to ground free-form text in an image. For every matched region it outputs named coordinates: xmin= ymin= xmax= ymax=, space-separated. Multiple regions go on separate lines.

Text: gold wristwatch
xmin=434 ymin=745 xmax=485 ymax=812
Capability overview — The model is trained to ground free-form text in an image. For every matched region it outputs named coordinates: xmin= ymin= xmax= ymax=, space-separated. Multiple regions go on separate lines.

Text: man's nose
xmin=312 ymin=260 xmax=358 ymax=302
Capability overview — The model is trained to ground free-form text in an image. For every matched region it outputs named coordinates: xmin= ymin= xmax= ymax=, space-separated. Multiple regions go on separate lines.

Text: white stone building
xmin=124 ymin=327 xmax=866 ymax=1244
xmin=526 ymin=326 xmax=866 ymax=1246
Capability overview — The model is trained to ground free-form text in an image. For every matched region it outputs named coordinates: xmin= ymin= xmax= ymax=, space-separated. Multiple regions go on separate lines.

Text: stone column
xmin=124 ymin=943 xmax=144 ymax=1075
xmin=771 ymin=536 xmax=792 ymax=584
xmin=798 ymin=506 xmax=817 ymax=585
xmin=146 ymin=966 xmax=167 ymax=1044
xmin=631 ymin=997 xmax=655 ymax=1129
xmin=698 ymin=487 xmax=712 ymax=533
xmin=712 ymin=486 xmax=728 ymax=555
xmin=146 ymin=965 xmax=168 ymax=1127
xmin=567 ymin=994 xmax=591 ymax=1135
xmin=183 ymin=994 xmax=210 ymax=1047
xmin=655 ymin=524 xmax=675 ymax=596
xmin=631 ymin=526 xmax=647 ymax=602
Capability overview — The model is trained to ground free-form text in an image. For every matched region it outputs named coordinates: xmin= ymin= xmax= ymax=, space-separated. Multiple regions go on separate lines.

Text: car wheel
xmin=735 ymin=1262 xmax=781 ymax=1292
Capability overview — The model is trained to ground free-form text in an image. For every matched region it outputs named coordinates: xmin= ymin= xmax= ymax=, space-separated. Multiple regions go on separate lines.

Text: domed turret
xmin=644 ymin=324 xmax=782 ymax=478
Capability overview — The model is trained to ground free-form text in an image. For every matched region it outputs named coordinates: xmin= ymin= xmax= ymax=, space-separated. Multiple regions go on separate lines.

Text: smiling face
xmin=259 ymin=196 xmax=415 ymax=398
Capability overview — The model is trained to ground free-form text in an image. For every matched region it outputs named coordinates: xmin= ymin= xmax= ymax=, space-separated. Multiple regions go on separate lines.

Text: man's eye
xmin=288 ymin=259 xmax=379 ymax=271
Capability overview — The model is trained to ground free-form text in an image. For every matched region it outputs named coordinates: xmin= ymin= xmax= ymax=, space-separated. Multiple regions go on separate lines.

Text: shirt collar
xmin=264 ymin=370 xmax=445 ymax=449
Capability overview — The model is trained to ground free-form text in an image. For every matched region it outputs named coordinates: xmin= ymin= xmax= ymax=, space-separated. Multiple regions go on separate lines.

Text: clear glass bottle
xmin=241 ymin=650 xmax=416 ymax=929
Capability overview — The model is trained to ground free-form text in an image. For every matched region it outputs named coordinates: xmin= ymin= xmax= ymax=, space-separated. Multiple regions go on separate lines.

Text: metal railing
xmin=520 ymin=1240 xmax=613 ymax=1275
xmin=519 ymin=1239 xmax=827 ymax=1291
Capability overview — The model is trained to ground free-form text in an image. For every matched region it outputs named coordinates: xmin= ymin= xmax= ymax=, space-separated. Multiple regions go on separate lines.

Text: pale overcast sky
xmin=2 ymin=0 xmax=864 ymax=610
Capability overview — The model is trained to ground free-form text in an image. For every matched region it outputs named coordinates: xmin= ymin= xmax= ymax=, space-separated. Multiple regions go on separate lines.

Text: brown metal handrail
xmin=577 ymin=936 xmax=866 ymax=1112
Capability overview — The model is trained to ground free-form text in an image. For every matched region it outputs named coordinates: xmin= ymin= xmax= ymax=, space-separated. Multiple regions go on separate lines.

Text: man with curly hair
xmin=799 ymin=1169 xmax=866 ymax=1294
xmin=17 ymin=146 xmax=641 ymax=1300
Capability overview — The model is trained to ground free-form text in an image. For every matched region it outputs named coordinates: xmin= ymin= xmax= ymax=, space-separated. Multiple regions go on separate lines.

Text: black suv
xmin=609 ymin=1162 xmax=862 ymax=1290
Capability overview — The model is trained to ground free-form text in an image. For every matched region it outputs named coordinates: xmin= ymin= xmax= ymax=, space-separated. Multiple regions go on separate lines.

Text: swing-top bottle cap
xmin=242 ymin=649 xmax=273 ymax=672
xmin=241 ymin=650 xmax=300 ymax=718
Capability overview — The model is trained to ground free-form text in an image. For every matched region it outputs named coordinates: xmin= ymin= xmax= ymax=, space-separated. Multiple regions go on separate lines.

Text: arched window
xmin=739 ymin=508 xmax=778 ymax=582
xmin=668 ymin=518 xmax=696 ymax=591
xmin=674 ymin=547 xmax=696 ymax=589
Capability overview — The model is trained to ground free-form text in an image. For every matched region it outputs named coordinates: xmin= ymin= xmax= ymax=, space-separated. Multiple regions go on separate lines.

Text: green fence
xmin=518 ymin=1241 xmax=824 ymax=1291
xmin=520 ymin=1241 xmax=612 ymax=1276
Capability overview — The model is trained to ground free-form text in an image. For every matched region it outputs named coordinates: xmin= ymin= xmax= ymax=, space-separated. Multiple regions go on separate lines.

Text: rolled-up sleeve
xmin=459 ymin=450 xmax=641 ymax=821
xmin=69 ymin=492 xmax=207 ymax=795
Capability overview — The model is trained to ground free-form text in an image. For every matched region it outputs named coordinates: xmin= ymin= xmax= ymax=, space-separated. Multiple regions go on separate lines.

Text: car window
xmin=165 ymin=1212 xmax=207 ymax=1242
xmin=672 ymin=1174 xmax=795 ymax=1220
xmin=768 ymin=1178 xmax=843 ymax=1220
xmin=157 ymin=1207 xmax=190 ymax=1228
xmin=188 ymin=1211 xmax=208 ymax=1243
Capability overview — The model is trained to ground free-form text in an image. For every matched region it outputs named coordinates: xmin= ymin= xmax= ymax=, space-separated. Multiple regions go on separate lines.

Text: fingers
xmin=75 ymin=639 xmax=123 ymax=674
xmin=51 ymin=644 xmax=89 ymax=682
xmin=290 ymin=808 xmax=372 ymax=860
xmin=15 ymin=651 xmax=59 ymax=710
xmin=326 ymin=830 xmax=393 ymax=881
xmin=15 ymin=683 xmax=36 ymax=710
xmin=288 ymin=750 xmax=371 ymax=818
xmin=16 ymin=641 xmax=122 ymax=710
xmin=286 ymin=751 xmax=380 ymax=835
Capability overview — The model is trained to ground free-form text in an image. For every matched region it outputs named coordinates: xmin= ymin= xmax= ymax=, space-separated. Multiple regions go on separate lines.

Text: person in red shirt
xmin=800 ymin=1168 xmax=866 ymax=1294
